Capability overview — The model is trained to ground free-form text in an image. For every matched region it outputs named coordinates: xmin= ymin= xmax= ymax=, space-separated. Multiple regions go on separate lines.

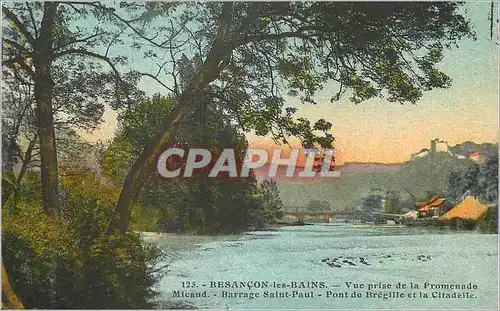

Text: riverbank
xmin=149 ymin=224 xmax=498 ymax=309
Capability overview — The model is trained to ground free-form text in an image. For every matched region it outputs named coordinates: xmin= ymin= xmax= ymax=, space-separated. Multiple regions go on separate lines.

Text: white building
xmin=410 ymin=138 xmax=453 ymax=161
xmin=403 ymin=210 xmax=418 ymax=220
xmin=411 ymin=149 xmax=429 ymax=160
xmin=431 ymin=138 xmax=448 ymax=154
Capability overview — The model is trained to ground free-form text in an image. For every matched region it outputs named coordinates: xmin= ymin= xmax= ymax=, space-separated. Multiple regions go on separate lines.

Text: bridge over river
xmin=280 ymin=210 xmax=404 ymax=223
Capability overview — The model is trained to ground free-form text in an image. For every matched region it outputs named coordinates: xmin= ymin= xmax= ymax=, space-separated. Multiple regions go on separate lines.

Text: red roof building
xmin=416 ymin=196 xmax=447 ymax=218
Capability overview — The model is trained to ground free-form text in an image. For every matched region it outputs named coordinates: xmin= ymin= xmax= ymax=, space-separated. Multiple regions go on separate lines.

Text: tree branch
xmin=3 ymin=38 xmax=31 ymax=54
xmin=25 ymin=2 xmax=39 ymax=38
xmin=68 ymin=1 xmax=177 ymax=49
xmin=140 ymin=72 xmax=176 ymax=93
xmin=236 ymin=28 xmax=319 ymax=48
xmin=2 ymin=6 xmax=36 ymax=46
xmin=54 ymin=48 xmax=119 ymax=74
xmin=60 ymin=30 xmax=109 ymax=49
xmin=2 ymin=55 xmax=36 ymax=78
xmin=53 ymin=48 xmax=133 ymax=108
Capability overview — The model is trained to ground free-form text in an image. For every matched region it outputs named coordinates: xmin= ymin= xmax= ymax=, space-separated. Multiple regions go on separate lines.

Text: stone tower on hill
xmin=430 ymin=138 xmax=449 ymax=156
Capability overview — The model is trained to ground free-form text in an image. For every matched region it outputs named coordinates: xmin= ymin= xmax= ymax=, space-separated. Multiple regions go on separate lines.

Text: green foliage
xmin=384 ymin=191 xmax=401 ymax=214
xmin=2 ymin=177 xmax=162 ymax=309
xmin=2 ymin=171 xmax=41 ymax=216
xmin=1 ymin=2 xmax=482 ymax=308
xmin=2 ymin=171 xmax=17 ymax=206
xmin=130 ymin=204 xmax=160 ymax=232
xmin=361 ymin=195 xmax=382 ymax=211
xmin=397 ymin=153 xmax=471 ymax=200
xmin=479 ymin=155 xmax=498 ymax=203
xmin=307 ymin=199 xmax=331 ymax=212
xmin=156 ymin=177 xmax=267 ymax=234
xmin=259 ymin=179 xmax=285 ymax=223
xmin=446 ymin=170 xmax=465 ymax=203
xmin=446 ymin=154 xmax=499 ymax=204
xmin=477 ymin=206 xmax=498 ymax=234
xmin=41 ymin=2 xmax=474 ymax=151
xmin=277 ymin=153 xmax=481 ymax=211
xmin=101 ymin=95 xmax=176 ymax=185
xmin=100 ymin=135 xmax=136 ymax=185
xmin=102 ymin=94 xmax=282 ymax=234
xmin=212 ymin=2 xmax=473 ymax=146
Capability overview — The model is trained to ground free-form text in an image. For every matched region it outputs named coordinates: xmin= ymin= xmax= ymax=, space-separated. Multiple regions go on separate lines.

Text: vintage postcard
xmin=1 ymin=1 xmax=499 ymax=310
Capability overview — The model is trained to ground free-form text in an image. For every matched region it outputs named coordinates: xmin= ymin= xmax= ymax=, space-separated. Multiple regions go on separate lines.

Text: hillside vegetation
xmin=278 ymin=152 xmax=476 ymax=212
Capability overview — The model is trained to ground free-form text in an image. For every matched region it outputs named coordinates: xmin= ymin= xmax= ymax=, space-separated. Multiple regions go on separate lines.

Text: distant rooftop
xmin=439 ymin=197 xmax=489 ymax=222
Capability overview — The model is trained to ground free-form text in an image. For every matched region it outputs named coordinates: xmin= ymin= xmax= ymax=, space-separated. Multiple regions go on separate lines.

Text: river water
xmin=147 ymin=225 xmax=498 ymax=309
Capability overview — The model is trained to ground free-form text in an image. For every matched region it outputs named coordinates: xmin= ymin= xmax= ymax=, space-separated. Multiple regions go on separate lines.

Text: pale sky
xmin=83 ymin=2 xmax=499 ymax=164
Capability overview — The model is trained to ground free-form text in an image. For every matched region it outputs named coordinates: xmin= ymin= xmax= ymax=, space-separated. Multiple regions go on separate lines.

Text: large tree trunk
xmin=34 ymin=3 xmax=61 ymax=218
xmin=106 ymin=102 xmax=190 ymax=234
xmin=2 ymin=263 xmax=24 ymax=309
xmin=107 ymin=2 xmax=235 ymax=235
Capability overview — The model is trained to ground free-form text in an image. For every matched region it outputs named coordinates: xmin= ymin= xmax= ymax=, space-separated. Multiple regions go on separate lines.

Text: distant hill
xmin=335 ymin=162 xmax=403 ymax=174
xmin=253 ymin=162 xmax=401 ymax=183
xmin=272 ymin=151 xmax=487 ymax=212
xmin=448 ymin=141 xmax=498 ymax=158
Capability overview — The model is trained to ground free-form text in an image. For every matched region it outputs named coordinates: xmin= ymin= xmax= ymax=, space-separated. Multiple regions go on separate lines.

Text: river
xmin=145 ymin=224 xmax=498 ymax=309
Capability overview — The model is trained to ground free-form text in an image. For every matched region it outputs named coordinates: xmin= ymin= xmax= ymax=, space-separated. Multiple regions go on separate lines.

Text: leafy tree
xmin=102 ymin=94 xmax=270 ymax=233
xmin=2 ymin=1 xmax=478 ymax=233
xmin=2 ymin=168 xmax=163 ymax=308
xmin=446 ymin=170 xmax=466 ymax=203
xmin=2 ymin=2 xmax=138 ymax=217
xmin=87 ymin=2 xmax=476 ymax=233
xmin=463 ymin=163 xmax=481 ymax=197
xmin=446 ymin=154 xmax=498 ymax=204
xmin=259 ymin=179 xmax=285 ymax=223
xmin=1 ymin=68 xmax=100 ymax=182
xmin=155 ymin=176 xmax=267 ymax=234
xmin=384 ymin=191 xmax=401 ymax=214
xmin=2 ymin=3 xmax=147 ymax=302
xmin=2 ymin=62 xmax=102 ymax=208
xmin=478 ymin=154 xmax=498 ymax=203
xmin=362 ymin=195 xmax=382 ymax=211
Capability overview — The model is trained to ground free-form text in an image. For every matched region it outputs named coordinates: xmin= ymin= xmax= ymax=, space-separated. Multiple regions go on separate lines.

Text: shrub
xmin=2 ymin=177 xmax=164 ymax=309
